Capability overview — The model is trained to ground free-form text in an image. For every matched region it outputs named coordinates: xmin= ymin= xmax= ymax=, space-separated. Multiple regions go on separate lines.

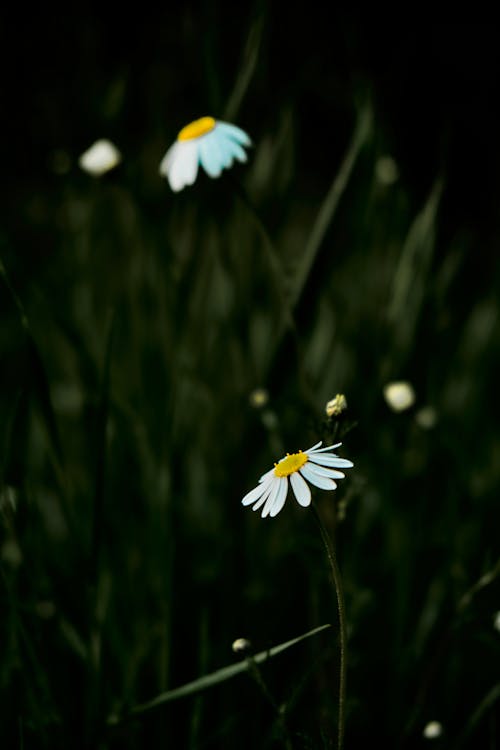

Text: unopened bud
xmin=326 ymin=394 xmax=347 ymax=417
xmin=231 ymin=638 xmax=251 ymax=654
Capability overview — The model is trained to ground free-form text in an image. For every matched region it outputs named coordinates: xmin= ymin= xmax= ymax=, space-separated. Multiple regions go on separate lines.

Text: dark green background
xmin=1 ymin=11 xmax=499 ymax=749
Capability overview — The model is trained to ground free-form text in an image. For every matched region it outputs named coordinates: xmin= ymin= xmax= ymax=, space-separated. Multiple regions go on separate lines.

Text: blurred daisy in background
xmin=242 ymin=441 xmax=353 ymax=519
xmin=159 ymin=116 xmax=251 ymax=192
xmin=383 ymin=380 xmax=416 ymax=412
xmin=78 ymin=139 xmax=121 ymax=176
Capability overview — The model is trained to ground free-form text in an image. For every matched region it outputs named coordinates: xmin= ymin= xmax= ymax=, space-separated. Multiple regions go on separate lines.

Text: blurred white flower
xmin=159 ymin=116 xmax=251 ymax=192
xmin=326 ymin=393 xmax=347 ymax=417
xmin=78 ymin=139 xmax=121 ymax=176
xmin=242 ymin=441 xmax=353 ymax=519
xmin=423 ymin=720 xmax=443 ymax=739
xmin=383 ymin=381 xmax=416 ymax=412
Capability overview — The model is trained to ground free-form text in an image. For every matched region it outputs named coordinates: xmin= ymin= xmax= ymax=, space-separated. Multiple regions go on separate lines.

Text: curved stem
xmin=312 ymin=503 xmax=347 ymax=750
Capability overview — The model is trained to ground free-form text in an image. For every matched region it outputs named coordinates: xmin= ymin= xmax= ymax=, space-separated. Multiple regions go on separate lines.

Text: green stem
xmin=312 ymin=504 xmax=347 ymax=750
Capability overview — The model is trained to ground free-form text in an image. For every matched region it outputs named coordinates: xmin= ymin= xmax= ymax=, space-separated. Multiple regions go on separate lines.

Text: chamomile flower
xmin=159 ymin=116 xmax=251 ymax=192
xmin=242 ymin=441 xmax=353 ymax=519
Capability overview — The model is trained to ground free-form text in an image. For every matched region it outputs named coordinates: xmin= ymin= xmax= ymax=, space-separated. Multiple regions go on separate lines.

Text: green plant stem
xmin=312 ymin=504 xmax=347 ymax=750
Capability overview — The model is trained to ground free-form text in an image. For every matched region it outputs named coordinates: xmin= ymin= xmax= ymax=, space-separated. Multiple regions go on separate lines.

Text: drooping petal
xmin=290 ymin=471 xmax=311 ymax=507
xmin=199 ymin=131 xmax=224 ymax=177
xmin=216 ymin=121 xmax=252 ymax=147
xmin=215 ymin=133 xmax=236 ymax=169
xmin=259 ymin=467 xmax=276 ymax=483
xmin=261 ymin=478 xmax=283 ymax=518
xmin=252 ymin=479 xmax=277 ymax=512
xmin=307 ymin=452 xmax=353 ymax=468
xmin=242 ymin=476 xmax=274 ymax=506
xmin=269 ymin=477 xmax=289 ymax=517
xmin=159 ymin=141 xmax=179 ymax=177
xmin=222 ymin=136 xmax=247 ymax=164
xmin=299 ymin=463 xmax=337 ymax=490
xmin=168 ymin=141 xmax=199 ymax=192
xmin=305 ymin=462 xmax=345 ymax=480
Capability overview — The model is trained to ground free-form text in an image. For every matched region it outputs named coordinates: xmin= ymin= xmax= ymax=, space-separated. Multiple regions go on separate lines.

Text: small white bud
xmin=78 ymin=139 xmax=121 ymax=176
xmin=231 ymin=638 xmax=251 ymax=654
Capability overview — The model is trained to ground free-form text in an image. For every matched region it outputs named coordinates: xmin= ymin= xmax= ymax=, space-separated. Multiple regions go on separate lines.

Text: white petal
xmin=168 ymin=141 xmax=199 ymax=192
xmin=305 ymin=462 xmax=345 ymax=480
xmin=299 ymin=463 xmax=337 ymax=490
xmin=252 ymin=479 xmax=276 ymax=512
xmin=242 ymin=476 xmax=273 ymax=506
xmin=305 ymin=441 xmax=323 ymax=452
xmin=261 ymin=478 xmax=282 ymax=518
xmin=199 ymin=131 xmax=224 ymax=177
xmin=269 ymin=477 xmax=289 ymax=517
xmin=222 ymin=136 xmax=247 ymax=164
xmin=307 ymin=442 xmax=342 ymax=454
xmin=290 ymin=471 xmax=311 ymax=507
xmin=159 ymin=141 xmax=178 ymax=176
xmin=216 ymin=121 xmax=252 ymax=146
xmin=307 ymin=453 xmax=353 ymax=469
xmin=259 ymin=467 xmax=276 ymax=483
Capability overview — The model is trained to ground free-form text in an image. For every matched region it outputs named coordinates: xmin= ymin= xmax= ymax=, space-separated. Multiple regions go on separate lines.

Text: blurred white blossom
xmin=423 ymin=721 xmax=443 ymax=739
xmin=78 ymin=139 xmax=121 ymax=176
xmin=383 ymin=381 xmax=416 ymax=412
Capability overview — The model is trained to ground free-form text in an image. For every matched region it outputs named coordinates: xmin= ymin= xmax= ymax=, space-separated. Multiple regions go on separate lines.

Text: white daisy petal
xmin=168 ymin=141 xmax=199 ymax=192
xmin=252 ymin=479 xmax=276 ymax=512
xmin=216 ymin=121 xmax=252 ymax=146
xmin=305 ymin=441 xmax=323 ymax=452
xmin=259 ymin=467 xmax=275 ymax=483
xmin=215 ymin=132 xmax=235 ymax=169
xmin=224 ymin=137 xmax=247 ymax=164
xmin=269 ymin=477 xmax=289 ymax=517
xmin=290 ymin=471 xmax=311 ymax=507
xmin=159 ymin=141 xmax=179 ymax=177
xmin=242 ymin=476 xmax=273 ymax=506
xmin=307 ymin=442 xmax=342 ymax=454
xmin=306 ymin=463 xmax=345 ymax=480
xmin=299 ymin=463 xmax=337 ymax=490
xmin=307 ymin=453 xmax=353 ymax=469
xmin=261 ymin=478 xmax=282 ymax=518
xmin=199 ymin=132 xmax=224 ymax=177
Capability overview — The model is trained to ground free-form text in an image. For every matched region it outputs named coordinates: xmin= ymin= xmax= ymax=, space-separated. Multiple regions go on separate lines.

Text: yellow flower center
xmin=177 ymin=117 xmax=216 ymax=142
xmin=274 ymin=451 xmax=308 ymax=478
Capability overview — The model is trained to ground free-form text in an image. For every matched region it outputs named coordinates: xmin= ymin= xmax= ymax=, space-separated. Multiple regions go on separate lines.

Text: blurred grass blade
xmin=0 ymin=258 xmax=63 ymax=463
xmin=387 ymin=179 xmax=443 ymax=354
xmin=91 ymin=310 xmax=116 ymax=581
xmin=289 ymin=100 xmax=372 ymax=310
xmin=224 ymin=14 xmax=264 ymax=122
xmin=455 ymin=683 xmax=500 ymax=749
xmin=110 ymin=624 xmax=331 ymax=722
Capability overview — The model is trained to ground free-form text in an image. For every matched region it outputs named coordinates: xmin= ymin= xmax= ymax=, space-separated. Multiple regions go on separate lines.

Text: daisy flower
xmin=242 ymin=441 xmax=353 ymax=519
xmin=159 ymin=116 xmax=251 ymax=192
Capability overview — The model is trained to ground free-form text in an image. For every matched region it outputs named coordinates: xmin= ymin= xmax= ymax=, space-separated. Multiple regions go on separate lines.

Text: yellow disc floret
xmin=274 ymin=451 xmax=308 ymax=478
xmin=177 ymin=116 xmax=216 ymax=142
